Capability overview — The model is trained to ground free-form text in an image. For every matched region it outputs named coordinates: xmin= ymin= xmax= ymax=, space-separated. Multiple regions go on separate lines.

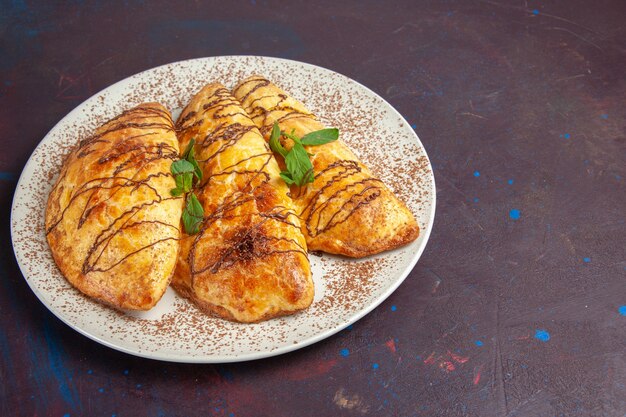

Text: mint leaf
xmin=269 ymin=123 xmax=339 ymax=187
xmin=182 ymin=193 xmax=204 ymax=234
xmin=285 ymin=142 xmax=314 ymax=186
xmin=300 ymin=128 xmax=339 ymax=146
xmin=269 ymin=123 xmax=288 ymax=157
xmin=170 ymin=187 xmax=184 ymax=197
xmin=189 ymin=158 xmax=202 ymax=181
xmin=171 ymin=159 xmax=195 ymax=176
xmin=280 ymin=171 xmax=296 ymax=185
xmin=181 ymin=138 xmax=195 ymax=160
xmin=180 ymin=139 xmax=203 ymax=181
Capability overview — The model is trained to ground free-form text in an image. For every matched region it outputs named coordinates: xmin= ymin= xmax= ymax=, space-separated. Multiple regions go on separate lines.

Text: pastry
xmin=45 ymin=103 xmax=183 ymax=310
xmin=233 ymin=76 xmax=419 ymax=257
xmin=174 ymin=83 xmax=313 ymax=323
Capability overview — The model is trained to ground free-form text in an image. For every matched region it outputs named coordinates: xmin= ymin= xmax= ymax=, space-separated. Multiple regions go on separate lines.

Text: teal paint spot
xmin=0 ymin=172 xmax=16 ymax=181
xmin=532 ymin=9 xmax=539 ymax=14
xmin=123 ymin=369 xmax=129 ymax=375
xmin=41 ymin=318 xmax=80 ymax=410
xmin=98 ymin=388 xmax=104 ymax=393
xmin=87 ymin=370 xmax=92 ymax=374
xmin=474 ymin=197 xmax=479 ymax=203
xmin=601 ymin=114 xmax=608 ymax=119
xmin=372 ymin=363 xmax=379 ymax=369
xmin=340 ymin=348 xmax=350 ymax=357
xmin=563 ymin=133 xmax=571 ymax=139
xmin=583 ymin=257 xmax=591 ymax=263
xmin=64 ymin=414 xmax=70 ymax=417
xmin=509 ymin=209 xmax=520 ymax=220
xmin=136 ymin=384 xmax=142 ymax=388
xmin=473 ymin=171 xmax=480 ymax=177
xmin=475 ymin=340 xmax=483 ymax=346
xmin=534 ymin=329 xmax=550 ymax=342
xmin=411 ymin=123 xmax=417 ymax=129
xmin=508 ymin=179 xmax=514 ymax=185
xmin=618 ymin=306 xmax=626 ymax=316
xmin=391 ymin=305 xmax=397 ymax=312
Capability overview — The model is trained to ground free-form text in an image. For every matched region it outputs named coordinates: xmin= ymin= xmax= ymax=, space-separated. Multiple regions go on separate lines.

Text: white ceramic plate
xmin=11 ymin=56 xmax=435 ymax=363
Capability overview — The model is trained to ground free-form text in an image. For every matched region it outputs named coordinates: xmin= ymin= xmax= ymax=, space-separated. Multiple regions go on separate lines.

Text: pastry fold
xmin=233 ymin=76 xmax=419 ymax=257
xmin=174 ymin=83 xmax=313 ymax=323
xmin=45 ymin=103 xmax=183 ymax=310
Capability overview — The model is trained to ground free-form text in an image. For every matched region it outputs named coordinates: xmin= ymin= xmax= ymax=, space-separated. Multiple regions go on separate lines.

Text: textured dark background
xmin=1 ymin=1 xmax=625 ymax=416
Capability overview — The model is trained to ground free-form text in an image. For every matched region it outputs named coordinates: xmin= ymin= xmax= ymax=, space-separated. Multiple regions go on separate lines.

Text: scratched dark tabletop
xmin=2 ymin=1 xmax=626 ymax=416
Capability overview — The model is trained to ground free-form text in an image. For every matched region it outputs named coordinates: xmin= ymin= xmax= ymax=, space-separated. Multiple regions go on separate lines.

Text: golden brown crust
xmin=233 ymin=76 xmax=419 ymax=257
xmin=45 ymin=103 xmax=183 ymax=310
xmin=173 ymin=83 xmax=313 ymax=323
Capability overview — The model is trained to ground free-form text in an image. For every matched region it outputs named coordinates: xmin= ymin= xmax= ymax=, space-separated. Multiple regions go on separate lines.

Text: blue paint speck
xmin=509 ymin=209 xmax=521 ymax=220
xmin=391 ymin=305 xmax=397 ymax=312
xmin=473 ymin=171 xmax=480 ymax=177
xmin=475 ymin=340 xmax=483 ymax=347
xmin=136 ymin=384 xmax=142 ymax=389
xmin=600 ymin=114 xmax=608 ymax=119
xmin=346 ymin=324 xmax=353 ymax=330
xmin=64 ymin=414 xmax=70 ymax=417
xmin=4 ymin=80 xmax=12 ymax=86
xmin=340 ymin=348 xmax=350 ymax=357
xmin=123 ymin=369 xmax=129 ymax=375
xmin=534 ymin=329 xmax=550 ymax=342
xmin=508 ymin=179 xmax=514 ymax=185
xmin=563 ymin=133 xmax=571 ymax=139
xmin=87 ymin=369 xmax=93 ymax=375
xmin=372 ymin=363 xmax=379 ymax=369
xmin=618 ymin=306 xmax=626 ymax=316
xmin=98 ymin=388 xmax=104 ymax=393
xmin=0 ymin=172 xmax=16 ymax=181
xmin=583 ymin=257 xmax=591 ymax=263
xmin=411 ymin=123 xmax=417 ymax=129
xmin=532 ymin=9 xmax=539 ymax=15
xmin=474 ymin=197 xmax=479 ymax=203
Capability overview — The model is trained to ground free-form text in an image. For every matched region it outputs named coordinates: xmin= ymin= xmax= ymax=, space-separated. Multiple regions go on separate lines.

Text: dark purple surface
xmin=1 ymin=1 xmax=625 ymax=416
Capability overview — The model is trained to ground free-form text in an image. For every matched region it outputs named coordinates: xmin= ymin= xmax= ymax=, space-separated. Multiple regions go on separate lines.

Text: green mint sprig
xmin=268 ymin=123 xmax=339 ymax=186
xmin=170 ymin=139 xmax=202 ymax=196
xmin=170 ymin=138 xmax=205 ymax=234
xmin=182 ymin=193 xmax=204 ymax=235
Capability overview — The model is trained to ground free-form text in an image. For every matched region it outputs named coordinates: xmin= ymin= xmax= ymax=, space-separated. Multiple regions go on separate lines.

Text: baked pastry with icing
xmin=233 ymin=76 xmax=419 ymax=257
xmin=45 ymin=103 xmax=183 ymax=310
xmin=174 ymin=83 xmax=313 ymax=323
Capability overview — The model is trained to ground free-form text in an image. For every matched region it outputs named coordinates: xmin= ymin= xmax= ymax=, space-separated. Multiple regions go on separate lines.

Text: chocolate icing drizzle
xmin=47 ymin=105 xmax=181 ymax=275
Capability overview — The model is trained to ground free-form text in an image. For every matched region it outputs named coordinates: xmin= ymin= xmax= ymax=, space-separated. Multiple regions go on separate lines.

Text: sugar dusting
xmin=11 ymin=56 xmax=435 ymax=361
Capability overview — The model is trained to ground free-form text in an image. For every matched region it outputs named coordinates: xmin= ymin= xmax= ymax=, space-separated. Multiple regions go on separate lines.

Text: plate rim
xmin=10 ymin=55 xmax=436 ymax=363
